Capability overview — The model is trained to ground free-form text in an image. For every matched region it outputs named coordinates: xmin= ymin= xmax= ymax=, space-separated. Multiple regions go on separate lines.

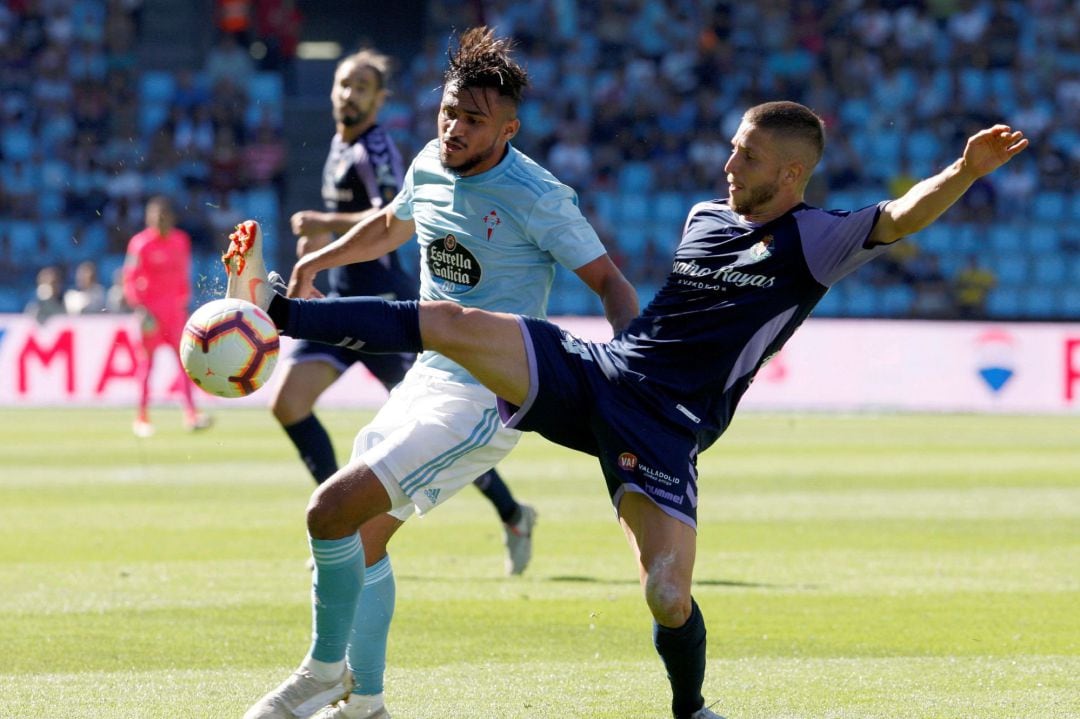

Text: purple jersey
xmin=590 ymin=199 xmax=888 ymax=449
xmin=321 ymin=124 xmax=416 ymax=300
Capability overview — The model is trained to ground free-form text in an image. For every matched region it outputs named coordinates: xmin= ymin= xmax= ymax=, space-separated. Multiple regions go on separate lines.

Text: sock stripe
xmin=365 ymin=556 xmax=393 ymax=584
xmin=310 ymin=535 xmax=362 ymax=565
xmin=399 ymin=408 xmax=500 ymax=495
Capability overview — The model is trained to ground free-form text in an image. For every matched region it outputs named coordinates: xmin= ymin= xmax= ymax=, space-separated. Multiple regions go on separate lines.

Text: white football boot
xmin=503 ymin=503 xmax=538 ymax=575
xmin=309 ymin=693 xmax=391 ymax=719
xmin=223 ymin=220 xmax=274 ymax=310
xmin=242 ymin=667 xmax=352 ymax=719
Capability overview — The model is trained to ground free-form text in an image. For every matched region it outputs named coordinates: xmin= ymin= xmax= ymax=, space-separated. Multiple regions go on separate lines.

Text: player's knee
xmin=644 ymin=575 xmax=692 ymax=627
xmin=270 ymin=390 xmax=311 ymax=426
xmin=305 ymin=485 xmax=343 ymax=538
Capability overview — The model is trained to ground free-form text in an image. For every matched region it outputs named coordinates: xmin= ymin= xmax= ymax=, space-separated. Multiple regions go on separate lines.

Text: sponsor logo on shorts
xmin=638 ymin=463 xmax=681 ymax=487
xmin=618 ymin=452 xmax=682 ymax=488
xmin=423 ymin=487 xmax=441 ymax=504
xmin=647 ymin=485 xmax=684 ymax=505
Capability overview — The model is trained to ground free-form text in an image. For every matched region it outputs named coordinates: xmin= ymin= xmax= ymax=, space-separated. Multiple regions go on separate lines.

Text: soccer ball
xmin=180 ymin=298 xmax=280 ymax=398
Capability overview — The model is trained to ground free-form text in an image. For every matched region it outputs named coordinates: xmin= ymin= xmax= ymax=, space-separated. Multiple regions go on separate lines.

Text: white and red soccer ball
xmin=180 ymin=298 xmax=279 ymax=398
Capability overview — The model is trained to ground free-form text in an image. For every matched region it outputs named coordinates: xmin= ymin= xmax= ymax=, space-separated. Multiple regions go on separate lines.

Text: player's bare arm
xmin=292 ymin=208 xmax=385 ymax=258
xmin=290 ymin=208 xmax=381 ymax=238
xmin=572 ymin=254 xmax=640 ymax=333
xmin=288 ymin=209 xmax=415 ymax=298
xmin=869 ymin=125 xmax=1027 ymax=246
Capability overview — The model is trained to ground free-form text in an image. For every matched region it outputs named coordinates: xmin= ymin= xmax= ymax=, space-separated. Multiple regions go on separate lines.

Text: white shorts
xmin=351 ymin=367 xmax=521 ymax=520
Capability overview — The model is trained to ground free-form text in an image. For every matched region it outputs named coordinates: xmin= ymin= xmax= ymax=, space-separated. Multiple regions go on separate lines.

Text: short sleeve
xmin=528 ymin=186 xmax=607 ymax=270
xmin=799 ymin=202 xmax=890 ymax=286
xmin=388 ymin=157 xmax=417 ymax=221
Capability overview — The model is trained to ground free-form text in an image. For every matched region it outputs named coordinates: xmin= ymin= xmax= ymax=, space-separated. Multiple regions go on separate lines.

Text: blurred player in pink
xmin=122 ymin=195 xmax=211 ymax=437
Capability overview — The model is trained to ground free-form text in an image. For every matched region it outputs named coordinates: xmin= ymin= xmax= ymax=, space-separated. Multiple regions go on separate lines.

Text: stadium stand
xmin=1 ymin=0 xmax=1076 ymax=321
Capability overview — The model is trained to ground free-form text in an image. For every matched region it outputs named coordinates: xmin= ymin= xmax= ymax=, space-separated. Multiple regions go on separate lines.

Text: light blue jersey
xmin=389 ymin=139 xmax=606 ymax=382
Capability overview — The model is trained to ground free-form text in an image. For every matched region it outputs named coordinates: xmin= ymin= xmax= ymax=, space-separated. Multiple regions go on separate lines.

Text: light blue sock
xmin=309 ymin=533 xmax=365 ymax=663
xmin=348 ymin=554 xmax=396 ymax=695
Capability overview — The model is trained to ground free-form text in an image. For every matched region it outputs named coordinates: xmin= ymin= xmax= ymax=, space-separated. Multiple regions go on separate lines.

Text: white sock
xmin=343 ymin=692 xmax=385 ymax=716
xmin=301 ymin=654 xmax=346 ymax=682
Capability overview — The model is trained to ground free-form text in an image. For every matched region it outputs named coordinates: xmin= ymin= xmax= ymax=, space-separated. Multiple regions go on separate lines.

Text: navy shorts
xmin=498 ymin=317 xmax=700 ymax=528
xmin=289 ymin=340 xmax=414 ymax=391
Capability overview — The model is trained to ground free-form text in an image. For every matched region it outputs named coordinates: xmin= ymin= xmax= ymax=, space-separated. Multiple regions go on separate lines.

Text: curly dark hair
xmin=444 ymin=26 xmax=529 ymax=106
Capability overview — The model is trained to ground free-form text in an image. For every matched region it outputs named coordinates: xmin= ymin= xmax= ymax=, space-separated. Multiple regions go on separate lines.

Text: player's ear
xmin=784 ymin=161 xmax=804 ymax=187
xmin=504 ymin=117 xmax=520 ymax=142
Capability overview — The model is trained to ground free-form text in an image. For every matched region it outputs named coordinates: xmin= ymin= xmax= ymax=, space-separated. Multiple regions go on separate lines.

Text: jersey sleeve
xmin=799 ymin=202 xmax=890 ymax=286
xmin=388 ymin=156 xmax=416 ymax=221
xmin=360 ymin=130 xmax=404 ymax=209
xmin=527 ymin=185 xmax=607 ymax=270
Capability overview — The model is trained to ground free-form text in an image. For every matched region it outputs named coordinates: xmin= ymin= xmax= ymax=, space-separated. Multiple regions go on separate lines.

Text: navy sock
xmin=654 ymin=598 xmax=707 ymax=719
xmin=283 ymin=414 xmax=338 ymax=484
xmin=472 ymin=469 xmax=519 ymax=524
xmin=277 ymin=296 xmax=422 ymax=354
xmin=267 ymin=293 xmax=291 ymax=330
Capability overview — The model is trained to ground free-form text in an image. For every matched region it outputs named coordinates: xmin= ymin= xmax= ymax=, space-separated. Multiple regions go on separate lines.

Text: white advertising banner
xmin=2 ymin=314 xmax=1079 ymax=414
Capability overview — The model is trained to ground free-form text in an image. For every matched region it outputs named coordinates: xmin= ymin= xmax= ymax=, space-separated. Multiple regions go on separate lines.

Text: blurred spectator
xmin=547 ymin=122 xmax=592 ymax=187
xmin=953 ymin=255 xmax=998 ymax=319
xmin=173 ymin=68 xmax=211 ymax=113
xmin=253 ymin=0 xmax=301 ymax=86
xmin=204 ymin=31 xmax=254 ymax=89
xmin=242 ymin=113 xmax=288 ymax=191
xmin=217 ymin=0 xmax=252 ymax=40
xmin=209 ymin=125 xmax=243 ymax=195
xmin=24 ymin=265 xmax=66 ymax=323
xmin=106 ymin=266 xmax=131 ymax=313
xmin=206 ymin=191 xmax=245 ymax=241
xmin=64 ymin=260 xmax=108 ymax=314
xmin=908 ymin=252 xmax=953 ymax=319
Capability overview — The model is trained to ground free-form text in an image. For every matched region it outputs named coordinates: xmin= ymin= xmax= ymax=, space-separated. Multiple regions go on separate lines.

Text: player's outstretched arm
xmin=869 ymin=125 xmax=1028 ymax=246
xmin=287 ymin=208 xmax=415 ymax=298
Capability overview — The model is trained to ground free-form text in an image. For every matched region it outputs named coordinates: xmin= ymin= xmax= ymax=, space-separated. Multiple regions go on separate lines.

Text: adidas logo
xmin=423 ymin=488 xmax=441 ymax=504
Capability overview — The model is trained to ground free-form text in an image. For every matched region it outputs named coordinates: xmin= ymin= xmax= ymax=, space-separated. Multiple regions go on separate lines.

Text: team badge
xmin=483 ymin=210 xmax=501 ymax=240
xmin=751 ymin=235 xmax=774 ymax=260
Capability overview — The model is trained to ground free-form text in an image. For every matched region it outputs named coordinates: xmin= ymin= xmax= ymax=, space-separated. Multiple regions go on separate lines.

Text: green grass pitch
xmin=1 ymin=407 xmax=1077 ymax=718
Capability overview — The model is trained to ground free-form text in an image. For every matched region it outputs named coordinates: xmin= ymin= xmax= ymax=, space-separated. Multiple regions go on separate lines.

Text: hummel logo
xmin=424 ymin=488 xmax=441 ymax=504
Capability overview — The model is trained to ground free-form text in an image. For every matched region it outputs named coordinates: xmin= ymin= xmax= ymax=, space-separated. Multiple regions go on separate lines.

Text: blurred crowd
xmin=1 ymin=0 xmax=290 ymax=315
xmin=4 ymin=0 xmax=1080 ymax=320
xmin=381 ymin=0 xmax=1080 ymax=318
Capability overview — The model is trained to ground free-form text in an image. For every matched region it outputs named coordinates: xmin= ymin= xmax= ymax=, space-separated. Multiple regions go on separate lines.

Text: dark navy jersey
xmin=321 ymin=124 xmax=416 ymax=300
xmin=591 ymin=199 xmax=889 ymax=450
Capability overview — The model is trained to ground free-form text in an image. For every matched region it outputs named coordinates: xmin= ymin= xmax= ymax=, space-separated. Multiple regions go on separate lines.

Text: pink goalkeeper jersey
xmin=122 ymin=226 xmax=192 ymax=321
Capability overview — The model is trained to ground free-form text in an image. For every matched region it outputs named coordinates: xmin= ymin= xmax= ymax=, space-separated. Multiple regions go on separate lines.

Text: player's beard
xmin=730 ymin=176 xmax=781 ymax=216
xmin=439 ymin=137 xmax=502 ymax=176
xmin=336 ymin=100 xmax=374 ymax=128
